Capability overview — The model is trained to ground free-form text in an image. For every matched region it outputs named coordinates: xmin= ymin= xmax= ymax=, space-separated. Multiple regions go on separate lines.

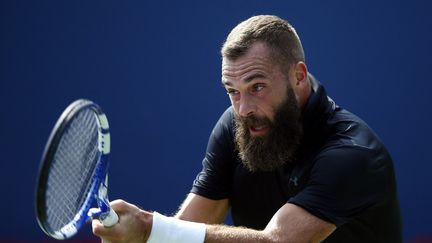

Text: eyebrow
xmin=221 ymin=79 xmax=232 ymax=87
xmin=221 ymin=73 xmax=266 ymax=87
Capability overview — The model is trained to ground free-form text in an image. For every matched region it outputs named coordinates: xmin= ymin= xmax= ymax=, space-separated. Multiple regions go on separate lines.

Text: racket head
xmin=35 ymin=99 xmax=111 ymax=239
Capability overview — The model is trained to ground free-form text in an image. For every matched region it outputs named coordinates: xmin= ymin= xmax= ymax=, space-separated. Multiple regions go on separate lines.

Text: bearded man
xmin=93 ymin=15 xmax=402 ymax=243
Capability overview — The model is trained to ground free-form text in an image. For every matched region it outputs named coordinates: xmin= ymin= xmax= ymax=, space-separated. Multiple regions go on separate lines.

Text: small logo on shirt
xmin=290 ymin=176 xmax=299 ymax=186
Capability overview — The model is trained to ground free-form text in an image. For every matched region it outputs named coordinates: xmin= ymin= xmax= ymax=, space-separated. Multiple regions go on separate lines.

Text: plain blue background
xmin=1 ymin=0 xmax=431 ymax=242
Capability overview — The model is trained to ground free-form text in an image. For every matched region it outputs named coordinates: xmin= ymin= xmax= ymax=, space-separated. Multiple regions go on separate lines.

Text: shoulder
xmin=319 ymin=107 xmax=393 ymax=176
xmin=290 ymin=137 xmax=394 ymax=226
xmin=309 ymin=109 xmax=395 ymax=203
xmin=325 ymin=108 xmax=390 ymax=158
xmin=216 ymin=106 xmax=235 ymax=128
xmin=210 ymin=106 xmax=235 ymax=143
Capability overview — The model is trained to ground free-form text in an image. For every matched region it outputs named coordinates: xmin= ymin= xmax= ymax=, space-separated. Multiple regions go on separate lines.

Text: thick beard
xmin=234 ymin=87 xmax=303 ymax=172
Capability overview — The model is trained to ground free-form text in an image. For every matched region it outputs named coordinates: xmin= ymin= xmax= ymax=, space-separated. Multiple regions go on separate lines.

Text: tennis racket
xmin=35 ymin=99 xmax=118 ymax=240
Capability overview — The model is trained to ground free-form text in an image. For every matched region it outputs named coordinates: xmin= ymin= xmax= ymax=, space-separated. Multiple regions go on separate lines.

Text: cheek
xmin=258 ymin=100 xmax=278 ymax=121
xmin=264 ymin=94 xmax=287 ymax=121
xmin=230 ymin=99 xmax=240 ymax=115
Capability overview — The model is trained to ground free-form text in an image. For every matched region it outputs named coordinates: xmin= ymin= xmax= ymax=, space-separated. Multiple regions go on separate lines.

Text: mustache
xmin=235 ymin=114 xmax=272 ymax=128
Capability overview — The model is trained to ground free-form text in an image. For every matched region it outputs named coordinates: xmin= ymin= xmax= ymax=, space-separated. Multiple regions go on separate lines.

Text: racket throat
xmin=88 ymin=175 xmax=119 ymax=227
xmin=88 ymin=175 xmax=110 ymax=217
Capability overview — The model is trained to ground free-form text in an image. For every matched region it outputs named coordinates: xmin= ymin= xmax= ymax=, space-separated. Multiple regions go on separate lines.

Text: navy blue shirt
xmin=191 ymin=76 xmax=402 ymax=242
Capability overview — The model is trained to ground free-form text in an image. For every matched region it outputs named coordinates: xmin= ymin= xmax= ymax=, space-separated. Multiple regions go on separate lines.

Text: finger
xmin=92 ymin=200 xmax=130 ymax=237
xmin=92 ymin=218 xmax=120 ymax=238
xmin=91 ymin=218 xmax=105 ymax=237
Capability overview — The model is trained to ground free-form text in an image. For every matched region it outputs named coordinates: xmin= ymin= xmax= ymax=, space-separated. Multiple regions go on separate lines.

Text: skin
xmin=92 ymin=42 xmax=336 ymax=242
xmin=222 ymin=42 xmax=309 ymax=135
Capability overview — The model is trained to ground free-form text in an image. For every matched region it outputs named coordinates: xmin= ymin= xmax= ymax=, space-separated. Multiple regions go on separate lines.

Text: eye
xmin=226 ymin=89 xmax=239 ymax=96
xmin=253 ymin=84 xmax=265 ymax=92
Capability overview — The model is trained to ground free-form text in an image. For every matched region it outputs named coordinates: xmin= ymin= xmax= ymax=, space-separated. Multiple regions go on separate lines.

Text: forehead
xmin=222 ymin=42 xmax=277 ymax=81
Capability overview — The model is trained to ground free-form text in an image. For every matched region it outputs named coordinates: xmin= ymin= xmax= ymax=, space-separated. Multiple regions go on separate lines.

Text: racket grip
xmin=101 ymin=207 xmax=119 ymax=227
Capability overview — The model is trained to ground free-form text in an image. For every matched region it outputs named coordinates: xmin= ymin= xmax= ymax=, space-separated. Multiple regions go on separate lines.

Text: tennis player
xmin=92 ymin=15 xmax=402 ymax=242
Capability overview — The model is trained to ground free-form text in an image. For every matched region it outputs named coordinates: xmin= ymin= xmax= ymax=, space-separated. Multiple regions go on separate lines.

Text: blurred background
xmin=1 ymin=0 xmax=431 ymax=242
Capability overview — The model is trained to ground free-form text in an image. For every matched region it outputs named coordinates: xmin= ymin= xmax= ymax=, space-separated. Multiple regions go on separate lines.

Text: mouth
xmin=249 ymin=125 xmax=269 ymax=136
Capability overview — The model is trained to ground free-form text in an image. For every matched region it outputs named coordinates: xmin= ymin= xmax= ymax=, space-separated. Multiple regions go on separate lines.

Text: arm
xmin=205 ymin=203 xmax=335 ymax=243
xmin=92 ymin=197 xmax=335 ymax=243
xmin=176 ymin=193 xmax=335 ymax=243
xmin=175 ymin=193 xmax=229 ymax=224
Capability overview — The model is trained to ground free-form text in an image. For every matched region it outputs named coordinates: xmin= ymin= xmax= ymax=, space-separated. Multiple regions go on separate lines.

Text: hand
xmin=92 ymin=199 xmax=153 ymax=243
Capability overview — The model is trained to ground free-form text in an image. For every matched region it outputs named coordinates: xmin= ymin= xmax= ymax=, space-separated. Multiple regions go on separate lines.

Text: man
xmin=93 ymin=15 xmax=402 ymax=242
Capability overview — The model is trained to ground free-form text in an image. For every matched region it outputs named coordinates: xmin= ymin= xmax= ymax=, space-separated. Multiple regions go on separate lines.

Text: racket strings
xmin=45 ymin=109 xmax=100 ymax=231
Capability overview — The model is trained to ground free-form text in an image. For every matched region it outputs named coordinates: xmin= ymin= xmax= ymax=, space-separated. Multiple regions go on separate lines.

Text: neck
xmin=298 ymin=77 xmax=312 ymax=109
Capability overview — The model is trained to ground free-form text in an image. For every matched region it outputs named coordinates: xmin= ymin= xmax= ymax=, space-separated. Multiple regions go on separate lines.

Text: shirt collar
xmin=301 ymin=73 xmax=337 ymax=146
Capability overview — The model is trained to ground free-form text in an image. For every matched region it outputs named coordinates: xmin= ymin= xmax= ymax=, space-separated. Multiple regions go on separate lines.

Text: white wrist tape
xmin=146 ymin=212 xmax=206 ymax=243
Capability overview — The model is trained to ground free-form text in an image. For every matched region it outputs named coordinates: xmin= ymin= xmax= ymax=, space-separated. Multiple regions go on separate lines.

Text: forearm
xmin=205 ymin=224 xmax=273 ymax=243
xmin=204 ymin=203 xmax=336 ymax=243
xmin=175 ymin=194 xmax=229 ymax=224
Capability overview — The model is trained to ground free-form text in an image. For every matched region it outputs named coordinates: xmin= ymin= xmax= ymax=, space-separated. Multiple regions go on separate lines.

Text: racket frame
xmin=35 ymin=99 xmax=113 ymax=239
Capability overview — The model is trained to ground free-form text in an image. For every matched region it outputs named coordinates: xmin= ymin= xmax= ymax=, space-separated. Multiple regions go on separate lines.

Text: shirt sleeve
xmin=288 ymin=146 xmax=389 ymax=226
xmin=190 ymin=107 xmax=236 ymax=200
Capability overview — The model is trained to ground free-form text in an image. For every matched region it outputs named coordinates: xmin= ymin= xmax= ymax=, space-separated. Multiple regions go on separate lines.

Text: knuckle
xmin=111 ymin=199 xmax=125 ymax=205
xmin=111 ymin=199 xmax=127 ymax=210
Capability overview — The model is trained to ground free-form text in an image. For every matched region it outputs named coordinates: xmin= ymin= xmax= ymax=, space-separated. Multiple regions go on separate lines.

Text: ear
xmin=294 ymin=61 xmax=308 ymax=86
xmin=291 ymin=61 xmax=311 ymax=108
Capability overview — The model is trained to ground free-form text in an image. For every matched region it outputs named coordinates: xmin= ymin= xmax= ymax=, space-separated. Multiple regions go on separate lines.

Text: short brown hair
xmin=221 ymin=15 xmax=304 ymax=66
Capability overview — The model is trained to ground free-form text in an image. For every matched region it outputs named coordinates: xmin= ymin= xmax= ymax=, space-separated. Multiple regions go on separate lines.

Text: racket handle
xmin=101 ymin=207 xmax=119 ymax=227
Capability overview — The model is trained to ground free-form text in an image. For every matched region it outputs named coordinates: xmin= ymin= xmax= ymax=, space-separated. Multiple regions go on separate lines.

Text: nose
xmin=237 ymin=94 xmax=256 ymax=117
